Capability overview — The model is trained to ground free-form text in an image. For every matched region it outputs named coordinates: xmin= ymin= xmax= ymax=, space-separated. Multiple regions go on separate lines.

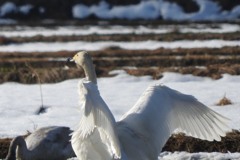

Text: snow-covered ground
xmin=0 ymin=24 xmax=239 ymax=37
xmin=0 ymin=40 xmax=240 ymax=52
xmin=0 ymin=0 xmax=240 ymax=21
xmin=72 ymin=0 xmax=240 ymax=21
xmin=1 ymin=71 xmax=240 ymax=159
xmin=158 ymin=151 xmax=240 ymax=160
xmin=1 ymin=22 xmax=240 ymax=159
xmin=1 ymin=71 xmax=240 ymax=137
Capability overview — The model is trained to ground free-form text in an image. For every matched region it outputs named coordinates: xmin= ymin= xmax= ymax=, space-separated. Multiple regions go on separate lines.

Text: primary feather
xmin=118 ymin=85 xmax=230 ymax=159
xmin=70 ymin=51 xmax=231 ymax=160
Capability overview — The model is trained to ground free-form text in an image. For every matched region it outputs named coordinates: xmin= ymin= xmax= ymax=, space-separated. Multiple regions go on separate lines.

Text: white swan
xmin=5 ymin=126 xmax=75 ymax=160
xmin=69 ymin=51 xmax=231 ymax=160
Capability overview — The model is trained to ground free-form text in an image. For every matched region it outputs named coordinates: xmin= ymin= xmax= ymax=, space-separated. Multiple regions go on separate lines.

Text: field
xmin=0 ymin=22 xmax=240 ymax=159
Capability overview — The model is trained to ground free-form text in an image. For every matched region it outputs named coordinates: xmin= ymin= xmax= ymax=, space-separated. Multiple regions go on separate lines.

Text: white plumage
xmin=71 ymin=81 xmax=121 ymax=160
xmin=69 ymin=51 xmax=231 ymax=160
xmin=5 ymin=126 xmax=75 ymax=160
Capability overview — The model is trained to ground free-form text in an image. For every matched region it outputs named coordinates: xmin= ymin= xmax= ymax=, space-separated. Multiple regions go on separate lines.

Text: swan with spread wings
xmin=68 ymin=51 xmax=231 ymax=160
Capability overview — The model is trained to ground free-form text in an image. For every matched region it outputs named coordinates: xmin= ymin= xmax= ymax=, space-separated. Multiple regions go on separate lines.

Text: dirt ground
xmin=1 ymin=130 xmax=240 ymax=159
xmin=1 ymin=47 xmax=240 ymax=84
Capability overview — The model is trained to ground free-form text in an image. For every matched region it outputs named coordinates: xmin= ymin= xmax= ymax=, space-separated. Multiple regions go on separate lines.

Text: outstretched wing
xmin=119 ymin=84 xmax=231 ymax=157
xmin=72 ymin=81 xmax=121 ymax=159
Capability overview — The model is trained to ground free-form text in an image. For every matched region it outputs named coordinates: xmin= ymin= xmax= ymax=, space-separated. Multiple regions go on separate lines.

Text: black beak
xmin=67 ymin=57 xmax=73 ymax=62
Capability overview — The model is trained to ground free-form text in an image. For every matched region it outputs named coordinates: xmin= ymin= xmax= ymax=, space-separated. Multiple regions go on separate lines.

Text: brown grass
xmin=0 ymin=138 xmax=11 ymax=159
xmin=216 ymin=95 xmax=233 ymax=106
xmin=1 ymin=130 xmax=239 ymax=159
xmin=1 ymin=47 xmax=240 ymax=84
xmin=0 ymin=32 xmax=240 ymax=45
xmin=163 ymin=130 xmax=240 ymax=153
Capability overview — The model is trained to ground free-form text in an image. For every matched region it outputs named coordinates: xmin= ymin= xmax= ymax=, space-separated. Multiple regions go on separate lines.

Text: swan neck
xmin=83 ymin=59 xmax=97 ymax=84
xmin=6 ymin=136 xmax=30 ymax=160
xmin=6 ymin=136 xmax=29 ymax=160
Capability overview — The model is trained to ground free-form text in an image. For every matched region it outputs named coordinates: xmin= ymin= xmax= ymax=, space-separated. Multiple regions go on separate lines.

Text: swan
xmin=68 ymin=51 xmax=231 ymax=160
xmin=5 ymin=126 xmax=75 ymax=160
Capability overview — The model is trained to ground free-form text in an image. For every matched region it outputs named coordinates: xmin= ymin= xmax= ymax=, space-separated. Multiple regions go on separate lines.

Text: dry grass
xmin=0 ymin=138 xmax=11 ymax=159
xmin=163 ymin=130 xmax=240 ymax=153
xmin=1 ymin=130 xmax=240 ymax=159
xmin=216 ymin=95 xmax=233 ymax=106
xmin=0 ymin=32 xmax=240 ymax=45
xmin=1 ymin=47 xmax=240 ymax=84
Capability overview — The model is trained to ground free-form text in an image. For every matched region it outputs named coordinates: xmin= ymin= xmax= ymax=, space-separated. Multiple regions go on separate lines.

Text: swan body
xmin=69 ymin=51 xmax=231 ymax=160
xmin=5 ymin=126 xmax=75 ymax=160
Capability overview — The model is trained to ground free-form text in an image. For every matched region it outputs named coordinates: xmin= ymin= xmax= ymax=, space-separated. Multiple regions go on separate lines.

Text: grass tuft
xmin=216 ymin=95 xmax=233 ymax=106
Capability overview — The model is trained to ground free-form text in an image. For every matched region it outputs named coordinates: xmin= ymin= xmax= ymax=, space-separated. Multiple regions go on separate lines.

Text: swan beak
xmin=67 ymin=57 xmax=74 ymax=62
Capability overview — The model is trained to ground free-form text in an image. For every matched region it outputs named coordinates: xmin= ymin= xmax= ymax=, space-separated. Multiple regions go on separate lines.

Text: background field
xmin=1 ymin=0 xmax=240 ymax=159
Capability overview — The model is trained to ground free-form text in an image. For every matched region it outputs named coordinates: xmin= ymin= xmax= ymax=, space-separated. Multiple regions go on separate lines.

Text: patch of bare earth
xmin=0 ymin=32 xmax=240 ymax=45
xmin=163 ymin=130 xmax=240 ymax=153
xmin=1 ymin=130 xmax=240 ymax=159
xmin=1 ymin=47 xmax=240 ymax=84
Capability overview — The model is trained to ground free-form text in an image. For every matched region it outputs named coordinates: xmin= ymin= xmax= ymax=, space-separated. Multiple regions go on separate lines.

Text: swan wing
xmin=72 ymin=81 xmax=121 ymax=159
xmin=26 ymin=126 xmax=72 ymax=149
xmin=119 ymin=84 xmax=231 ymax=157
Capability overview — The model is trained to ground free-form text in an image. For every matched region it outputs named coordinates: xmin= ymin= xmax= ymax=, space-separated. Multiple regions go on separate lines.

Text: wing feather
xmin=119 ymin=84 xmax=231 ymax=157
xmin=72 ymin=81 xmax=121 ymax=159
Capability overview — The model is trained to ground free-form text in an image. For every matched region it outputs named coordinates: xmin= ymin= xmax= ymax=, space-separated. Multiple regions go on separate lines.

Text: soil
xmin=1 ymin=47 xmax=240 ymax=84
xmin=1 ymin=32 xmax=240 ymax=45
xmin=1 ymin=130 xmax=240 ymax=159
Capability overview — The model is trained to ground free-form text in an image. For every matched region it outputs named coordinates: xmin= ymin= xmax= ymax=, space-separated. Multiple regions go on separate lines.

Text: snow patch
xmin=0 ymin=2 xmax=17 ymax=17
xmin=0 ymin=40 xmax=239 ymax=52
xmin=72 ymin=0 xmax=240 ymax=21
xmin=19 ymin=4 xmax=33 ymax=15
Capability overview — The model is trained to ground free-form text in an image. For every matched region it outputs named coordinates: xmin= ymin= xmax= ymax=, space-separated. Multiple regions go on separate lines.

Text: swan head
xmin=67 ymin=51 xmax=97 ymax=84
xmin=67 ymin=51 xmax=90 ymax=67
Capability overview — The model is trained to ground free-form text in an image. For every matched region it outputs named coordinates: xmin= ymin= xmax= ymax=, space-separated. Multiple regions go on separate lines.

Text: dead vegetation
xmin=1 ymin=130 xmax=240 ymax=159
xmin=163 ymin=130 xmax=240 ymax=153
xmin=1 ymin=47 xmax=240 ymax=84
xmin=0 ymin=138 xmax=11 ymax=159
xmin=216 ymin=95 xmax=233 ymax=106
xmin=0 ymin=32 xmax=240 ymax=45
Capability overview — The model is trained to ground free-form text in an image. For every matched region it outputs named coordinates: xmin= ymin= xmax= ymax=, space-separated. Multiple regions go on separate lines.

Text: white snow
xmin=72 ymin=0 xmax=240 ymax=21
xmin=159 ymin=151 xmax=240 ymax=160
xmin=18 ymin=4 xmax=33 ymax=15
xmin=0 ymin=71 xmax=240 ymax=138
xmin=180 ymin=23 xmax=240 ymax=33
xmin=68 ymin=151 xmax=240 ymax=160
xmin=0 ymin=2 xmax=32 ymax=17
xmin=0 ymin=18 xmax=16 ymax=24
xmin=0 ymin=24 xmax=239 ymax=37
xmin=1 ymin=71 xmax=240 ymax=159
xmin=1 ymin=25 xmax=164 ymax=37
xmin=0 ymin=0 xmax=240 ymax=22
xmin=0 ymin=40 xmax=239 ymax=52
xmin=0 ymin=2 xmax=17 ymax=17
xmin=0 ymin=23 xmax=240 ymax=37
